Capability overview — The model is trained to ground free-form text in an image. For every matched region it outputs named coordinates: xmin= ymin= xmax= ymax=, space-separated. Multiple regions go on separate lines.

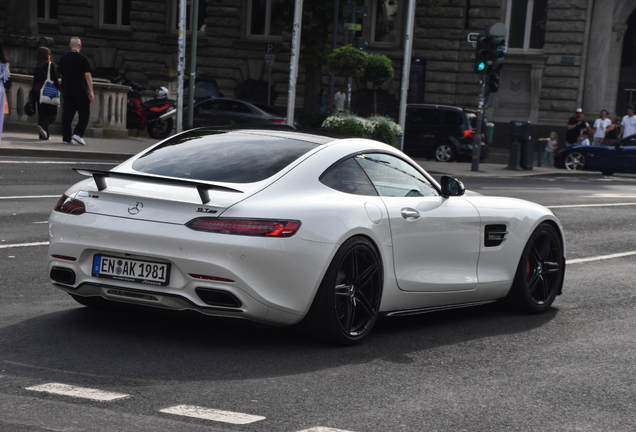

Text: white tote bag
xmin=40 ymin=62 xmax=60 ymax=106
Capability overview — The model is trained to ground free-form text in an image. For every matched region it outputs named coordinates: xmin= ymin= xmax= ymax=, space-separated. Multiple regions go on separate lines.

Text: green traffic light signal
xmin=474 ymin=33 xmax=489 ymax=74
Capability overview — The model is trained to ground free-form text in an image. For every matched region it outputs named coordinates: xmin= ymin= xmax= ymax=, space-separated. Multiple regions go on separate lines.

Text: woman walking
xmin=32 ymin=47 xmax=59 ymax=140
xmin=0 ymin=38 xmax=10 ymax=141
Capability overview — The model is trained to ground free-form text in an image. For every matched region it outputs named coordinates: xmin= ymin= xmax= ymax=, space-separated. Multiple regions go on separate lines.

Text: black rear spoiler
xmin=73 ymin=168 xmax=243 ymax=204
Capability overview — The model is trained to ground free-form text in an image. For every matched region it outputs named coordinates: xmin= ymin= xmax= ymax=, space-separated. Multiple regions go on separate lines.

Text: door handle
xmin=401 ymin=208 xmax=420 ymax=220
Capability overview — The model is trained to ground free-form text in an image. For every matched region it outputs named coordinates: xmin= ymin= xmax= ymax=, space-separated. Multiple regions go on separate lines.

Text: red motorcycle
xmin=127 ymin=84 xmax=177 ymax=139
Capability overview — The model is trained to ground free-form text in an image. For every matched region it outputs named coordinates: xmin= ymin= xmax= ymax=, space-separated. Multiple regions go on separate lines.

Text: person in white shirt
xmin=333 ymin=87 xmax=346 ymax=112
xmin=592 ymin=109 xmax=611 ymax=145
xmin=578 ymin=131 xmax=590 ymax=146
xmin=620 ymin=106 xmax=636 ymax=138
xmin=538 ymin=131 xmax=558 ymax=166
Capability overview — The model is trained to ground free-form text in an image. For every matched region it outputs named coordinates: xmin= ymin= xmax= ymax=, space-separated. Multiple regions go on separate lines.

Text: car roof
xmin=186 ymin=126 xmax=339 ymax=145
xmin=407 ymin=104 xmax=465 ymax=112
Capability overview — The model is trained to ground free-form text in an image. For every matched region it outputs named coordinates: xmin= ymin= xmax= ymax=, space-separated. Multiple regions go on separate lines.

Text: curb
xmin=0 ymin=148 xmax=135 ymax=162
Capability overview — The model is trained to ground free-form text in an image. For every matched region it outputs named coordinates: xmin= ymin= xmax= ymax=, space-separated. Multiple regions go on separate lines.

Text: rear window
xmin=132 ymin=131 xmax=319 ymax=183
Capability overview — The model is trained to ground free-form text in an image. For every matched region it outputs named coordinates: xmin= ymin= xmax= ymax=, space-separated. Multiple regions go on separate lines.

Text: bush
xmin=322 ymin=113 xmax=402 ymax=146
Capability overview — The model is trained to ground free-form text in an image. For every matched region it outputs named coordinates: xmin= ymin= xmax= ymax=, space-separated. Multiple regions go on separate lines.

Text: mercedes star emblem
xmin=128 ymin=201 xmax=144 ymax=215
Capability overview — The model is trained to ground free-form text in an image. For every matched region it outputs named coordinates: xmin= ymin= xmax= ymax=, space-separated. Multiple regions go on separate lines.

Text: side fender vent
xmin=485 ymin=224 xmax=508 ymax=247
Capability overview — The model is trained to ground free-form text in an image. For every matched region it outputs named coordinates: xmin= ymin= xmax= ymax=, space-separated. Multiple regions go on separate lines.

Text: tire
xmin=508 ymin=223 xmax=565 ymax=314
xmin=564 ymin=152 xmax=585 ymax=170
xmin=434 ymin=142 xmax=455 ymax=162
xmin=147 ymin=118 xmax=173 ymax=139
xmin=305 ymin=237 xmax=383 ymax=345
xmin=69 ymin=293 xmax=108 ymax=308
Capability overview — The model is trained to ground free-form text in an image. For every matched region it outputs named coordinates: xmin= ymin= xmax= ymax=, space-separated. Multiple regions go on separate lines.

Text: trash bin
xmin=486 ymin=123 xmax=495 ymax=145
xmin=519 ymin=137 xmax=534 ymax=170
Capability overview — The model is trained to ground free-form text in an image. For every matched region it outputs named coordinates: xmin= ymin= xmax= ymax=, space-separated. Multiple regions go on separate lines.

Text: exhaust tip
xmin=50 ymin=267 xmax=76 ymax=285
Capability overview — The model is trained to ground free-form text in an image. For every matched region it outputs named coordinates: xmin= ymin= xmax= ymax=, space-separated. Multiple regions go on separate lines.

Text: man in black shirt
xmin=57 ymin=36 xmax=94 ymax=145
xmin=566 ymin=108 xmax=590 ymax=146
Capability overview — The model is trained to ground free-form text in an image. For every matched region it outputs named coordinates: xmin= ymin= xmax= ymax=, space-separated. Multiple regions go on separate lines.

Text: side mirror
xmin=440 ymin=176 xmax=465 ymax=198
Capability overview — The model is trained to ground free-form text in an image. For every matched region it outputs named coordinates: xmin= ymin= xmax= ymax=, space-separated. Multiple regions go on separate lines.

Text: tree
xmin=360 ymin=54 xmax=394 ymax=114
xmin=327 ymin=45 xmax=368 ymax=110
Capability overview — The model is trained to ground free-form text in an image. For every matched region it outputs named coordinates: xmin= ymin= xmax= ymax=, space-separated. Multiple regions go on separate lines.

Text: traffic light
xmin=474 ymin=33 xmax=489 ymax=73
xmin=486 ymin=35 xmax=505 ymax=92
xmin=488 ymin=63 xmax=502 ymax=93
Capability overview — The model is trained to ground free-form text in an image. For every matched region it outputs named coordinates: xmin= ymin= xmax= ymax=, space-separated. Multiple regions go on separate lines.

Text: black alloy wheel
xmin=509 ymin=223 xmax=564 ymax=313
xmin=148 ymin=118 xmax=173 ymax=139
xmin=306 ymin=237 xmax=383 ymax=345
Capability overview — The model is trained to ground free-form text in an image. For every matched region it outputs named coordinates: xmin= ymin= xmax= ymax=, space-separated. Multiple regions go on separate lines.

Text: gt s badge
xmin=197 ymin=207 xmax=217 ymax=214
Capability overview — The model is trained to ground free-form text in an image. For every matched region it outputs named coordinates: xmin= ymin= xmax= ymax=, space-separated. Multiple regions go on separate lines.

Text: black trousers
xmin=37 ymin=102 xmax=58 ymax=137
xmin=62 ymin=94 xmax=90 ymax=142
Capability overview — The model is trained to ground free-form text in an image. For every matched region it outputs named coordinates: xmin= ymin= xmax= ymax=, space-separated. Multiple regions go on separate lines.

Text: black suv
xmin=387 ymin=104 xmax=489 ymax=162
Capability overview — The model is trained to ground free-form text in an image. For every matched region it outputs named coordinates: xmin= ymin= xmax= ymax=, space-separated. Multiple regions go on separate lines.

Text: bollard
xmin=505 ymin=139 xmax=522 ymax=170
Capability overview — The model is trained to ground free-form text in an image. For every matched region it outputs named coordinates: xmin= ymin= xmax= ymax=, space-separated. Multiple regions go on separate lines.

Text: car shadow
xmin=0 ymin=301 xmax=558 ymax=383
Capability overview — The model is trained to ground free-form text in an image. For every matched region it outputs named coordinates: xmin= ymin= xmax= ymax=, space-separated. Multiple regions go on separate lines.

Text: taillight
xmin=54 ymin=195 xmax=86 ymax=215
xmin=269 ymin=118 xmax=287 ymax=124
xmin=186 ymin=218 xmax=300 ymax=237
xmin=464 ymin=130 xmax=476 ymax=139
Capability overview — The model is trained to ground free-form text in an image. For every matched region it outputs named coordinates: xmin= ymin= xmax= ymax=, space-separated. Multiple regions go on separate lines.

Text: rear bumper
xmin=48 ymin=211 xmax=336 ymax=325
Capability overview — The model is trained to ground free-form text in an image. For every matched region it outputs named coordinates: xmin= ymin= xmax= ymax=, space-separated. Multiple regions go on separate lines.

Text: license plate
xmin=92 ymin=255 xmax=170 ymax=286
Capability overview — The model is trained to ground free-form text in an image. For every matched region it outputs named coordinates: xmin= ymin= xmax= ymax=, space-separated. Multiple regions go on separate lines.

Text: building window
xmin=100 ymin=0 xmax=131 ymax=27
xmin=37 ymin=0 xmax=58 ymax=21
xmin=172 ymin=0 xmax=207 ymax=32
xmin=247 ymin=0 xmax=291 ymax=39
xmin=506 ymin=0 xmax=547 ymax=51
xmin=370 ymin=0 xmax=400 ymax=45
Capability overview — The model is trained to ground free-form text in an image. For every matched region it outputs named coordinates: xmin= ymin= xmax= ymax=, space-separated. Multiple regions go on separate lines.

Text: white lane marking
xmin=480 ymin=187 xmax=564 ymax=190
xmin=0 ymin=242 xmax=49 ymax=249
xmin=0 ymin=160 xmax=114 ymax=165
xmin=160 ymin=405 xmax=265 ymax=424
xmin=25 ymin=383 xmax=129 ymax=401
xmin=568 ymin=251 xmax=636 ymax=265
xmin=547 ymin=202 xmax=636 ymax=209
xmin=0 ymin=195 xmax=59 ymax=200
xmin=298 ymin=428 xmax=356 ymax=432
xmin=33 ymin=221 xmax=48 ymax=224
xmin=582 ymin=194 xmax=636 ymax=198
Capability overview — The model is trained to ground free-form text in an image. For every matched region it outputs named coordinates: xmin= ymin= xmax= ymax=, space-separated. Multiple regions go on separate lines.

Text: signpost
xmin=265 ymin=43 xmax=275 ymax=106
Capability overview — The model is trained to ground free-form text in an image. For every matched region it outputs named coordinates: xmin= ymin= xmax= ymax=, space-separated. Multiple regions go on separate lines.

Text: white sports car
xmin=48 ymin=128 xmax=566 ymax=345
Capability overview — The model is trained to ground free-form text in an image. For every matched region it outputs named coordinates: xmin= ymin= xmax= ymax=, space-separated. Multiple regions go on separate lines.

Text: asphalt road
xmin=1 ymin=157 xmax=636 ymax=432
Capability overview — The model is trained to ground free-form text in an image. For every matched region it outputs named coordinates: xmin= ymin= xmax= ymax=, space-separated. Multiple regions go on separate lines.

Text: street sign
xmin=345 ymin=23 xmax=362 ymax=31
xmin=265 ymin=57 xmax=274 ymax=67
xmin=265 ymin=43 xmax=275 ymax=55
xmin=467 ymin=33 xmax=479 ymax=42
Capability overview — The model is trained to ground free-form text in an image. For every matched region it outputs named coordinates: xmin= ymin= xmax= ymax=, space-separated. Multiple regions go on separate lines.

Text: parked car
xmin=48 ymin=127 xmax=564 ymax=345
xmin=186 ymin=97 xmax=294 ymax=128
xmin=183 ymin=78 xmax=223 ymax=103
xmin=385 ymin=104 xmax=489 ymax=162
xmin=554 ymin=134 xmax=636 ymax=175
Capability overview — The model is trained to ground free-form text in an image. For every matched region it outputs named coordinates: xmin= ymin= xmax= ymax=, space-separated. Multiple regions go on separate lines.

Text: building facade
xmin=1 ymin=0 xmax=635 ymax=141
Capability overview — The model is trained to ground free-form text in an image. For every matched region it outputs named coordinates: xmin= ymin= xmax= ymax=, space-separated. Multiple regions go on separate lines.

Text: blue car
xmin=554 ymin=134 xmax=636 ymax=175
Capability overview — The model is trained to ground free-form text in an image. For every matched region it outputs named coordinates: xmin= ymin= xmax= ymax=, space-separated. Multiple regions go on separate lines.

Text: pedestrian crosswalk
xmin=23 ymin=381 xmax=355 ymax=431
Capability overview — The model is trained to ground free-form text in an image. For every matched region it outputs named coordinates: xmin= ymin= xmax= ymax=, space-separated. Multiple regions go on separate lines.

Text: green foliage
xmin=368 ymin=115 xmax=402 ymax=147
xmin=322 ymin=113 xmax=402 ymax=146
xmin=360 ymin=54 xmax=394 ymax=87
xmin=327 ymin=45 xmax=368 ymax=79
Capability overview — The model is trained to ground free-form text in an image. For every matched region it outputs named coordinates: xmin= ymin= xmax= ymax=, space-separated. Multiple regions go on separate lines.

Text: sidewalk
xmin=0 ymin=131 xmax=598 ymax=178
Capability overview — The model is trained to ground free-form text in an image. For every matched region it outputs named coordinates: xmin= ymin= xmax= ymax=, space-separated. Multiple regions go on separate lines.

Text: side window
xmin=443 ymin=111 xmax=463 ymax=127
xmin=220 ymin=101 xmax=251 ymax=113
xmin=355 ymin=153 xmax=439 ymax=197
xmin=320 ymin=158 xmax=378 ymax=196
xmin=409 ymin=108 xmax=440 ymax=126
xmin=197 ymin=100 xmax=222 ymax=111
